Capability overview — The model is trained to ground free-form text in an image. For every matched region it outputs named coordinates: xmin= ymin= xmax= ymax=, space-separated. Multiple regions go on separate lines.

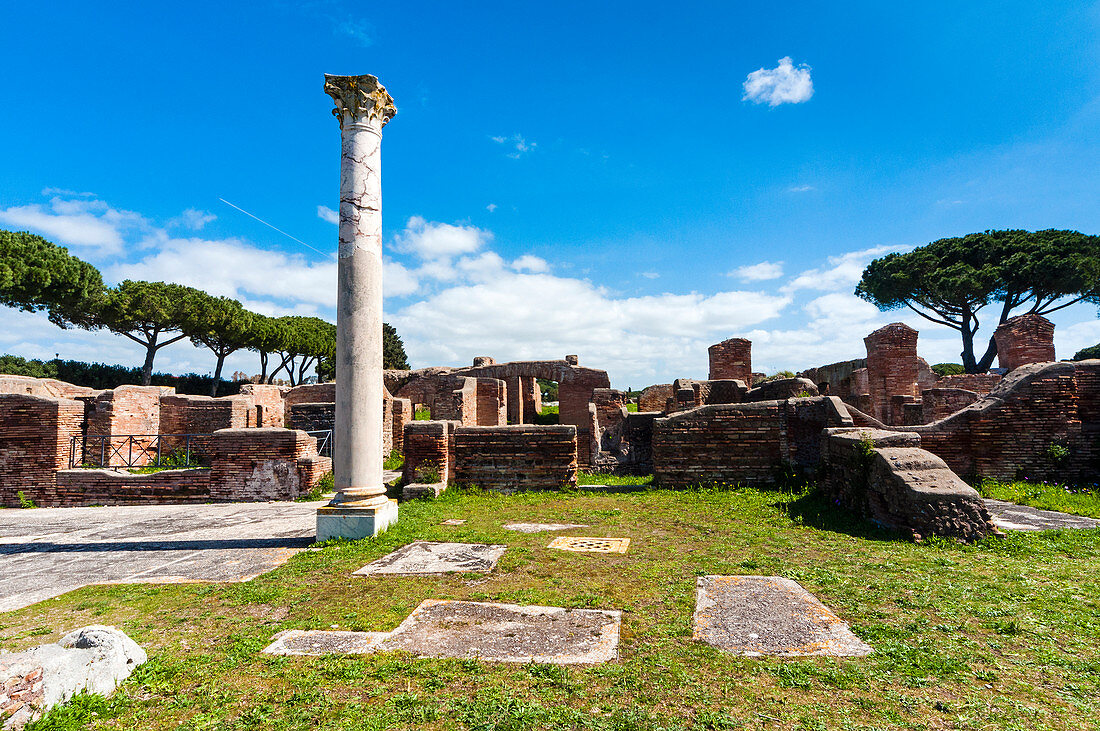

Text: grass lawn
xmin=977 ymin=478 xmax=1100 ymax=519
xmin=3 ymin=485 xmax=1100 ymax=730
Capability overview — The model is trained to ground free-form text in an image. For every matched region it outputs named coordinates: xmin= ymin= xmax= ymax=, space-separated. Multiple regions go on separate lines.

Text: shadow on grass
xmin=776 ymin=486 xmax=908 ymax=543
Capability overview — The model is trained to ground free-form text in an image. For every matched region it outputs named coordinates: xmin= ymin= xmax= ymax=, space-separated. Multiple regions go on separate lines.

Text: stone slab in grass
xmin=984 ymin=499 xmax=1100 ymax=531
xmin=353 ymin=541 xmax=506 ymax=575
xmin=503 ymin=522 xmax=589 ymax=533
xmin=263 ymin=599 xmax=621 ymax=664
xmin=693 ymin=575 xmax=872 ymax=657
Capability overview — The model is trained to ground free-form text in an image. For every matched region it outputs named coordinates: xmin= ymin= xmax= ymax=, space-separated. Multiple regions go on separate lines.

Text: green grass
xmin=413 ymin=407 xmax=431 ymax=421
xmin=576 ymin=471 xmax=654 ymax=487
xmin=383 ymin=451 xmax=405 ymax=471
xmin=978 ymin=478 xmax=1100 ymax=518
xmin=5 ymin=484 xmax=1100 ymax=730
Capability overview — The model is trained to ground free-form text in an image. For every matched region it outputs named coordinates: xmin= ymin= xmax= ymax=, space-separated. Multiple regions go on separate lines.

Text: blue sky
xmin=2 ymin=1 xmax=1099 ymax=387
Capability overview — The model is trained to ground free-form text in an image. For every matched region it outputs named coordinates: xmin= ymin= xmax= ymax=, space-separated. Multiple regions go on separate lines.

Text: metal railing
xmin=70 ymin=434 xmax=208 ymax=469
xmin=306 ymin=430 xmax=333 ymax=458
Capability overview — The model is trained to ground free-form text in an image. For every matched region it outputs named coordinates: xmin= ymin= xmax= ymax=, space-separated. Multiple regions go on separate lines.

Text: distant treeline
xmin=0 ymin=354 xmax=242 ymax=395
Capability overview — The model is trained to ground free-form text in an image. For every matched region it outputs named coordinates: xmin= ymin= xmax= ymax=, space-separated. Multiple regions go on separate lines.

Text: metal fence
xmin=70 ymin=434 xmax=208 ymax=469
xmin=306 ymin=430 xmax=333 ymax=458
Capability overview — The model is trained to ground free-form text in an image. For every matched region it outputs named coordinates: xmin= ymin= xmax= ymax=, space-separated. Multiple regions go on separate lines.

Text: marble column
xmin=316 ymin=73 xmax=399 ymax=541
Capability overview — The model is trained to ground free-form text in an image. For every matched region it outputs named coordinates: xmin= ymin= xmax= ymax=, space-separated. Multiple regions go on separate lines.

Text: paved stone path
xmin=984 ymin=499 xmax=1100 ymax=532
xmin=0 ymin=500 xmax=323 ymax=612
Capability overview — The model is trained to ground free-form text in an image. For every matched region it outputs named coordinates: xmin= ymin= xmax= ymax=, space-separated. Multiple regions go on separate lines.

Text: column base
xmin=316 ymin=499 xmax=398 ymax=541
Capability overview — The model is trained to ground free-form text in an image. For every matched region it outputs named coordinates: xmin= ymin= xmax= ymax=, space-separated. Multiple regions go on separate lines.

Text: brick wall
xmin=403 ymin=420 xmax=451 ymax=484
xmin=159 ymin=394 xmax=251 ymax=461
xmin=937 ymin=373 xmax=1001 ymax=395
xmin=638 ymin=384 xmax=673 ymax=413
xmin=392 ymin=398 xmax=412 ymax=453
xmin=921 ymin=388 xmax=979 ymax=422
xmin=239 ymin=383 xmax=287 ymax=427
xmin=282 ymin=383 xmax=336 ymax=406
xmin=85 ymin=386 xmax=168 ymax=467
xmin=0 ymin=375 xmax=100 ymax=399
xmin=54 ymin=468 xmax=210 ymax=506
xmin=452 ymin=425 xmax=577 ymax=492
xmin=0 ymin=394 xmax=84 ymax=507
xmin=475 ymin=378 xmax=506 ymax=426
xmin=287 ymin=402 xmax=335 ymax=432
xmin=208 ymin=428 xmax=330 ymax=501
xmin=798 ymin=358 xmax=867 ymax=400
xmin=652 ymin=397 xmax=852 ymax=488
xmin=994 ymin=314 xmax=1056 ymax=372
xmin=864 ymin=323 xmax=921 ymax=425
xmin=453 ymin=377 xmax=478 ymax=426
xmin=708 ymin=338 xmax=752 ymax=382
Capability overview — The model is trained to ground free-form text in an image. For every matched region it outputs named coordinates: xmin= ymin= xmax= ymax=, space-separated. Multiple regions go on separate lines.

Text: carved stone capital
xmin=323 ymin=74 xmax=397 ymax=129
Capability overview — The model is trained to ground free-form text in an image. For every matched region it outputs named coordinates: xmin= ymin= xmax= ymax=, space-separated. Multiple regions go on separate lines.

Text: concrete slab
xmin=693 ymin=575 xmax=872 ymax=657
xmin=264 ymin=599 xmax=621 ymax=664
xmin=984 ymin=499 xmax=1100 ymax=531
xmin=0 ymin=500 xmax=321 ymax=613
xmin=353 ymin=541 xmax=506 ymax=575
xmin=503 ymin=522 xmax=588 ymax=533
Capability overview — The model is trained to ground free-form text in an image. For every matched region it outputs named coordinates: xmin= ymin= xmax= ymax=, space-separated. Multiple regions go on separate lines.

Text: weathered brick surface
xmin=708 ymin=338 xmax=752 ymax=382
xmin=936 ymin=373 xmax=1001 ymax=394
xmin=391 ymin=398 xmax=412 ymax=453
xmin=452 ymin=425 xmax=577 ymax=492
xmin=921 ymin=388 xmax=979 ymax=422
xmin=799 ymin=358 xmax=867 ymax=400
xmin=475 ymin=378 xmax=506 ymax=426
xmin=55 ymin=468 xmax=211 ymax=506
xmin=0 ymin=394 xmax=84 ymax=507
xmin=0 ymin=375 xmax=100 ymax=399
xmin=745 ymin=378 xmax=818 ymax=402
xmin=287 ymin=402 xmax=335 ymax=432
xmin=994 ymin=314 xmax=1056 ymax=372
xmin=207 ymin=428 xmax=330 ymax=501
xmin=159 ymin=394 xmax=252 ymax=459
xmin=652 ymin=397 xmax=852 ymax=488
xmin=454 ymin=377 xmax=478 ymax=425
xmin=864 ymin=323 xmax=921 ymax=425
xmin=821 ymin=428 xmax=994 ymax=541
xmin=239 ymin=383 xmax=288 ymax=427
xmin=403 ymin=420 xmax=451 ymax=484
xmin=638 ymin=384 xmax=673 ymax=413
xmin=85 ymin=386 xmax=168 ymax=466
xmin=282 ymin=383 xmax=336 ymax=406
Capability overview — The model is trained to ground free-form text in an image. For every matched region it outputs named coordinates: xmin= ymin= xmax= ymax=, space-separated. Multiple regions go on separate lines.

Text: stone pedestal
xmin=317 ymin=73 xmax=398 ymax=541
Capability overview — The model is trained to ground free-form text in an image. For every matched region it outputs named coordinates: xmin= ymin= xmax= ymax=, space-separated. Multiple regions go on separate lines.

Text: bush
xmin=932 ymin=363 xmax=966 ymax=376
xmin=0 ymin=354 xmax=241 ymax=395
xmin=1072 ymin=343 xmax=1100 ymax=361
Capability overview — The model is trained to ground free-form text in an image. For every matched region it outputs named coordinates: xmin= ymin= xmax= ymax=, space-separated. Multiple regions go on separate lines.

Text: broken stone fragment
xmin=0 ymin=625 xmax=146 ymax=730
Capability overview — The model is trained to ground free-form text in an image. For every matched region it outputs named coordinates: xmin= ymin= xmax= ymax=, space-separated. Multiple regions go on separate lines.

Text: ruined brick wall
xmin=54 ymin=468 xmax=211 ymax=506
xmin=864 ymin=323 xmax=921 ymax=425
xmin=85 ymin=386 xmax=167 ymax=467
xmin=874 ymin=361 xmax=1099 ymax=483
xmin=798 ymin=359 xmax=867 ymax=400
xmin=708 ymin=338 xmax=752 ymax=382
xmin=453 ymin=377 xmax=478 ymax=426
xmin=475 ymin=378 xmax=506 ymax=426
xmin=994 ymin=314 xmax=1056 ymax=372
xmin=282 ymin=383 xmax=336 ymax=407
xmin=392 ymin=398 xmax=412 ymax=453
xmin=452 ymin=425 xmax=577 ymax=492
xmin=0 ymin=375 xmax=101 ymax=399
xmin=937 ymin=373 xmax=1001 ymax=395
xmin=591 ymin=388 xmax=628 ymax=454
xmin=239 ymin=383 xmax=287 ymax=427
xmin=921 ymin=388 xmax=979 ymax=422
xmin=652 ymin=396 xmax=852 ymax=488
xmin=0 ymin=394 xmax=84 ymax=507
xmin=638 ymin=384 xmax=673 ymax=413
xmin=159 ymin=394 xmax=252 ymax=460
xmin=745 ymin=378 xmax=817 ymax=402
xmin=403 ymin=420 xmax=450 ymax=484
xmin=287 ymin=402 xmax=335 ymax=432
xmin=208 ymin=428 xmax=330 ymax=501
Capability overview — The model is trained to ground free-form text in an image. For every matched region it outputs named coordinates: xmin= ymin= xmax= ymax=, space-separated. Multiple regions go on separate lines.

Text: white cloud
xmin=486 ymin=203 xmax=498 ymax=212
xmin=743 ymin=57 xmax=814 ymax=107
xmin=511 ymin=254 xmax=549 ymax=273
xmin=731 ymin=261 xmax=784 ymax=281
xmin=782 ymin=245 xmax=897 ymax=293
xmin=638 ymin=271 xmax=660 ymax=279
xmin=392 ymin=216 xmax=491 ymax=259
xmin=41 ymin=187 xmax=95 ymax=198
xmin=0 ymin=196 xmax=148 ymax=253
xmin=168 ymin=208 xmax=216 ymax=230
xmin=334 ymin=18 xmax=372 ymax=46
xmin=788 ymin=185 xmax=815 ymax=193
xmin=491 ymin=134 xmax=536 ymax=159
xmin=317 ymin=205 xmax=339 ymax=225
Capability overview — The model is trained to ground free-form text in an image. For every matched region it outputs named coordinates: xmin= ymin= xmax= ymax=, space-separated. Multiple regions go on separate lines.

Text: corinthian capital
xmin=323 ymin=74 xmax=397 ymax=129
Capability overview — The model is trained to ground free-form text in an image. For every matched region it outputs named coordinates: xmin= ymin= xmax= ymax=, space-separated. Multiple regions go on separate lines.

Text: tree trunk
xmin=259 ymin=351 xmax=268 ymax=381
xmin=211 ymin=352 xmax=226 ymax=397
xmin=960 ymin=325 xmax=978 ymax=373
xmin=975 ymin=335 xmax=999 ymax=372
xmin=141 ymin=333 xmax=159 ymax=386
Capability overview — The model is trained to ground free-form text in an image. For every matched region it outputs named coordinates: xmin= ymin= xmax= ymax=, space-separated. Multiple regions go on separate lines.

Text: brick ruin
xmin=0 ymin=312 xmax=1085 ymax=541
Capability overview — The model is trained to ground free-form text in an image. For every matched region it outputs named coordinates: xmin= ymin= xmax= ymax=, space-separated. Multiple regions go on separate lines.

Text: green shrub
xmin=17 ymin=491 xmax=37 ymax=509
xmin=383 ymin=450 xmax=404 ymax=471
xmin=932 ymin=363 xmax=966 ymax=376
xmin=1073 ymin=343 xmax=1100 ymax=361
